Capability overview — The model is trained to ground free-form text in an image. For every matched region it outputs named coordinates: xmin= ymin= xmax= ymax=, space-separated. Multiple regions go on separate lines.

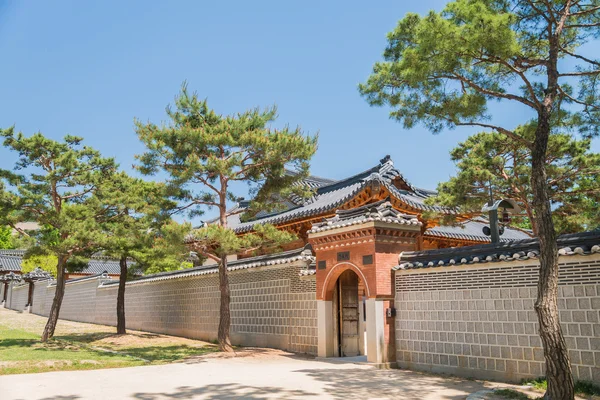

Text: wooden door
xmin=338 ymin=270 xmax=359 ymax=356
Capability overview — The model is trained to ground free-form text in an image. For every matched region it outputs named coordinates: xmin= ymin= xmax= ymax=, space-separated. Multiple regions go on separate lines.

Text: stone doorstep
xmin=315 ymin=356 xmax=398 ymax=370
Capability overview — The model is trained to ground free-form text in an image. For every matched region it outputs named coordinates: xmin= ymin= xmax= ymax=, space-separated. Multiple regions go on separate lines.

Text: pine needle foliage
xmin=360 ymin=1 xmax=600 ymax=398
xmin=426 ymin=123 xmax=600 ymax=234
xmin=0 ymin=128 xmax=119 ymax=341
xmin=135 ymin=83 xmax=318 ymax=351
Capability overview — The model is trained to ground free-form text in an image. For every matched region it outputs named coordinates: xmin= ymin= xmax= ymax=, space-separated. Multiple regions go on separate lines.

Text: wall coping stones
xmin=45 ymin=272 xmax=111 ymax=287
xmin=100 ymin=244 xmax=316 ymax=287
xmin=395 ymin=231 xmax=600 ymax=270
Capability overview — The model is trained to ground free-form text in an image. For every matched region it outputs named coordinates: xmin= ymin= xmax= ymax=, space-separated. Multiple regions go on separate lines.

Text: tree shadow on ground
xmin=0 ymin=338 xmax=38 ymax=348
xmin=122 ymin=345 xmax=218 ymax=362
xmin=55 ymin=331 xmax=162 ymax=344
xmin=181 ymin=347 xmax=267 ymax=364
xmin=293 ymin=367 xmax=487 ymax=400
xmin=131 ymin=384 xmax=318 ymax=400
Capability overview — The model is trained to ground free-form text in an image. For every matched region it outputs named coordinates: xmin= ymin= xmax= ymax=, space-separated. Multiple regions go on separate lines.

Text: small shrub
xmin=522 ymin=378 xmax=600 ymax=397
xmin=574 ymin=380 xmax=600 ymax=396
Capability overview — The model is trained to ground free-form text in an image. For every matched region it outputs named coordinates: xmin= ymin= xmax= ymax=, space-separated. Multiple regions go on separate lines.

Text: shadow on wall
xmin=131 ymin=384 xmax=318 ymax=400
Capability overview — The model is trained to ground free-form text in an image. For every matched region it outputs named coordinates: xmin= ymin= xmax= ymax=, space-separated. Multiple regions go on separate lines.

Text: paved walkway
xmin=1 ymin=349 xmax=518 ymax=400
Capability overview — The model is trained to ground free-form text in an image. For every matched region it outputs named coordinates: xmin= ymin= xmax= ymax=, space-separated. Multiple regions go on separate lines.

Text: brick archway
xmin=321 ymin=262 xmax=371 ymax=301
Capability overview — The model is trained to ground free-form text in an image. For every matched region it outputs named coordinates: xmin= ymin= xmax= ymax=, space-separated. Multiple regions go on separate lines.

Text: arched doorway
xmin=332 ymin=269 xmax=361 ymax=357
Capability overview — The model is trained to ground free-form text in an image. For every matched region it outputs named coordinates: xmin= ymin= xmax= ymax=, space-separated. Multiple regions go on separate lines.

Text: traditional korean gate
xmin=337 ymin=270 xmax=359 ymax=356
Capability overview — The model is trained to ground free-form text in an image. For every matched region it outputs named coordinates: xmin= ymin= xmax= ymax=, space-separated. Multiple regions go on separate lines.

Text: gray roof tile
xmin=395 ymin=231 xmax=600 ymax=270
xmin=424 ymin=218 xmax=531 ymax=243
xmin=229 ymin=156 xmax=450 ymax=233
xmin=309 ymin=199 xmax=421 ymax=233
xmin=0 ymin=254 xmax=135 ymax=276
xmin=0 ymin=255 xmax=24 ymax=272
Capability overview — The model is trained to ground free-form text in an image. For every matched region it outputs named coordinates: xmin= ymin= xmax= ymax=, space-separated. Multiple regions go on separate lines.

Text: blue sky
xmin=0 ymin=1 xmax=598 ymax=222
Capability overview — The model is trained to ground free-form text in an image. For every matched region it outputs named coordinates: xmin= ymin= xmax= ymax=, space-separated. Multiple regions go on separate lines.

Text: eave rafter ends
xmin=394 ymin=231 xmax=600 ymax=271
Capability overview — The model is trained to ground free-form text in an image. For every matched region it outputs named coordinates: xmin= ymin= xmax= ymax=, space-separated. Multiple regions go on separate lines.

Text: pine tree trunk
xmin=532 ymin=116 xmax=574 ymax=400
xmin=116 ymin=255 xmax=128 ymax=335
xmin=41 ymin=256 xmax=67 ymax=342
xmin=217 ymin=254 xmax=233 ymax=352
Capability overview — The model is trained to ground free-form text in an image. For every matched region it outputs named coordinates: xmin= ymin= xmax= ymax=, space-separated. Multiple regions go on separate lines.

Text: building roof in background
xmin=0 ymin=250 xmax=26 ymax=257
xmin=0 ymin=252 xmax=136 ymax=276
xmin=395 ymin=231 xmax=600 ymax=270
xmin=424 ymin=218 xmax=531 ymax=243
xmin=226 ymin=156 xmax=452 ymax=233
xmin=213 ymin=156 xmax=530 ymax=243
xmin=0 ymin=255 xmax=24 ymax=272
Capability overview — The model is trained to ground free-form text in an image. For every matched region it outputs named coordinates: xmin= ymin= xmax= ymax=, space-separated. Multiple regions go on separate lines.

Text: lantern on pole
xmin=481 ymin=199 xmax=521 ymax=243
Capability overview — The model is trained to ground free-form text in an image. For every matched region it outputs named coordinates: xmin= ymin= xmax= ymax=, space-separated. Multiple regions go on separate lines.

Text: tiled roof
xmin=81 ymin=259 xmax=133 ymax=275
xmin=0 ymin=249 xmax=26 ymax=257
xmin=0 ymin=271 xmax=22 ymax=282
xmin=299 ymin=268 xmax=316 ymax=276
xmin=424 ymin=218 xmax=531 ymax=243
xmin=201 ymin=173 xmax=337 ymax=229
xmin=395 ymin=231 xmax=600 ymax=270
xmin=308 ymin=199 xmax=421 ymax=234
xmin=229 ymin=156 xmax=450 ymax=233
xmin=0 ymin=255 xmax=24 ymax=272
xmin=23 ymin=267 xmax=53 ymax=281
xmin=295 ymin=173 xmax=337 ymax=189
xmin=0 ymin=253 xmax=135 ymax=276
xmin=102 ymin=244 xmax=315 ymax=286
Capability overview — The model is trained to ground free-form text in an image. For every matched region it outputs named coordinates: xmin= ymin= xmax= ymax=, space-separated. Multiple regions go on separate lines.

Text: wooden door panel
xmin=339 ymin=270 xmax=359 ymax=357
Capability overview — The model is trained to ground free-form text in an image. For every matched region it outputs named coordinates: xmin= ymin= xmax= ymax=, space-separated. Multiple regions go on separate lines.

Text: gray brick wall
xmin=7 ymin=283 xmax=28 ymax=311
xmin=31 ymin=280 xmax=51 ymax=315
xmin=395 ymin=256 xmax=600 ymax=384
xmin=27 ymin=260 xmax=317 ymax=355
xmin=58 ymin=278 xmax=109 ymax=323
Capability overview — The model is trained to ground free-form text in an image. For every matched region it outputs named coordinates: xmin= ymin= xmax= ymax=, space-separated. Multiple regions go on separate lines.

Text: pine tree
xmin=427 ymin=123 xmax=600 ymax=234
xmin=0 ymin=128 xmax=118 ymax=341
xmin=95 ymin=172 xmax=190 ymax=334
xmin=135 ymin=84 xmax=317 ymax=351
xmin=359 ymin=2 xmax=600 ymax=398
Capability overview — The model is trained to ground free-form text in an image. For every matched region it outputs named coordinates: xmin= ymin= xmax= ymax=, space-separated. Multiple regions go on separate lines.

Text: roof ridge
xmin=313 ymin=158 xmax=392 ymax=195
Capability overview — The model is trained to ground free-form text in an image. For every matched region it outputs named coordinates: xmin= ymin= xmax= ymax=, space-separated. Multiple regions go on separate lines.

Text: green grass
xmin=521 ymin=377 xmax=547 ymax=391
xmin=494 ymin=389 xmax=533 ymax=400
xmin=0 ymin=324 xmax=219 ymax=375
xmin=522 ymin=377 xmax=600 ymax=397
xmin=0 ymin=325 xmax=145 ymax=375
